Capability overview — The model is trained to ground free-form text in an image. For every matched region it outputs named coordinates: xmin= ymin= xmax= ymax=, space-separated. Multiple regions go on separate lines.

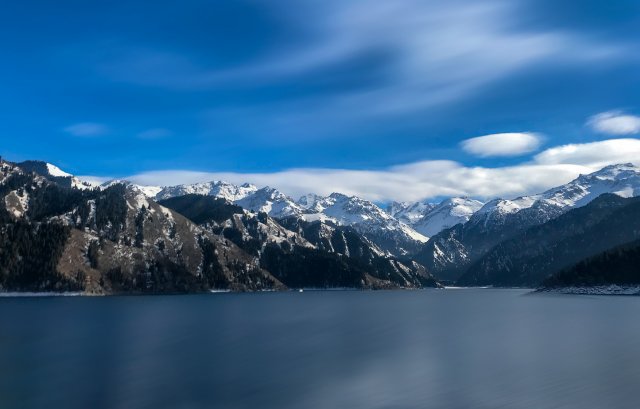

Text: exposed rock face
xmin=416 ymin=164 xmax=640 ymax=282
xmin=0 ymin=160 xmax=282 ymax=294
xmin=159 ymin=195 xmax=440 ymax=290
xmin=0 ymin=159 xmax=440 ymax=293
xmin=460 ymin=194 xmax=640 ymax=287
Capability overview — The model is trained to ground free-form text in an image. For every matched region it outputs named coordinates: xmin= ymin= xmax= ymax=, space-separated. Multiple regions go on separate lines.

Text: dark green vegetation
xmin=0 ymin=165 xmax=129 ymax=291
xmin=0 ymin=161 xmax=281 ymax=293
xmin=0 ymin=161 xmax=438 ymax=293
xmin=458 ymin=195 xmax=640 ymax=287
xmin=159 ymin=194 xmax=244 ymax=224
xmin=543 ymin=239 xmax=640 ymax=288
xmin=3 ymin=158 xmax=640 ymax=293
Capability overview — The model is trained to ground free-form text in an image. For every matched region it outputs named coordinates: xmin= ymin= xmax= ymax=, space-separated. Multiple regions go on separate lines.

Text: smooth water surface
xmin=1 ymin=289 xmax=639 ymax=409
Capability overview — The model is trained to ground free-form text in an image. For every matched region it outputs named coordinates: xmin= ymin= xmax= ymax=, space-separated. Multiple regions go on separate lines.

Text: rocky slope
xmin=416 ymin=164 xmax=640 ymax=281
xmin=458 ymin=194 xmax=640 ymax=286
xmin=1 ymin=159 xmax=441 ymax=292
xmin=294 ymin=192 xmax=428 ymax=255
xmin=0 ymin=160 xmax=284 ymax=293
xmin=159 ymin=195 xmax=439 ymax=289
xmin=154 ymin=182 xmax=429 ymax=257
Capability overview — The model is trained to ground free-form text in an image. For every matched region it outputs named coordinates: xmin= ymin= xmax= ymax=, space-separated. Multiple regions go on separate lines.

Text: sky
xmin=1 ymin=0 xmax=640 ymax=202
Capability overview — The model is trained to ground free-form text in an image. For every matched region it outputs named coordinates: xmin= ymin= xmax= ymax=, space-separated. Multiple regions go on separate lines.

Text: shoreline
xmin=0 ymin=292 xmax=84 ymax=297
xmin=0 ymin=286 xmax=528 ymax=298
xmin=537 ymin=285 xmax=640 ymax=296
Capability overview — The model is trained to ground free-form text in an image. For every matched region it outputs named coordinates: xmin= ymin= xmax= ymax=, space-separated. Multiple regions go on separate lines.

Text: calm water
xmin=1 ymin=289 xmax=639 ymax=409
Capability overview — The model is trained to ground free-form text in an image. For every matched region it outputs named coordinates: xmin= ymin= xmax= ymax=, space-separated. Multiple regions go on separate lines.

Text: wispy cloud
xmin=461 ymin=132 xmax=542 ymax=157
xmin=97 ymin=0 xmax=627 ymax=120
xmin=123 ymin=138 xmax=640 ymax=202
xmin=64 ymin=122 xmax=109 ymax=137
xmin=587 ymin=111 xmax=640 ymax=135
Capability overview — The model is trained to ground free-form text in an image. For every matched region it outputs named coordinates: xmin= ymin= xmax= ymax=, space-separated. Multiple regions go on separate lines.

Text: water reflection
xmin=1 ymin=290 xmax=639 ymax=409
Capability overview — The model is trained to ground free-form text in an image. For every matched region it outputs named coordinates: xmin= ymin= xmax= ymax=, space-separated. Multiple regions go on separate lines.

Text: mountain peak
xmin=584 ymin=162 xmax=639 ymax=180
xmin=410 ymin=197 xmax=484 ymax=236
xmin=155 ymin=180 xmax=258 ymax=202
xmin=45 ymin=163 xmax=72 ymax=178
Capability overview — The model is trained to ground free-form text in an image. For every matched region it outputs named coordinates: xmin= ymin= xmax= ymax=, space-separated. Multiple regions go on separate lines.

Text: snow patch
xmin=46 ymin=163 xmax=72 ymax=178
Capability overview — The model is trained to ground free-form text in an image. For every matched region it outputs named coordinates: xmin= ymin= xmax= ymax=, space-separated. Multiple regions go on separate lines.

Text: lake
xmin=1 ymin=289 xmax=639 ymax=409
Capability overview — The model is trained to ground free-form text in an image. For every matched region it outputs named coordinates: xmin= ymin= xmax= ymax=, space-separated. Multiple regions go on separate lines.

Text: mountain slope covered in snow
xmin=154 ymin=183 xmax=429 ymax=257
xmin=416 ymin=163 xmax=640 ymax=281
xmin=393 ymin=197 xmax=484 ymax=237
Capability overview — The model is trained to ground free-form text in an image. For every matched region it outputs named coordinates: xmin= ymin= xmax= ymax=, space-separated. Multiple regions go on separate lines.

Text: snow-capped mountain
xmin=388 ymin=197 xmax=484 ymax=237
xmin=148 ymin=180 xmax=429 ymax=256
xmin=417 ymin=163 xmax=640 ymax=281
xmin=235 ymin=186 xmax=305 ymax=218
xmin=387 ymin=201 xmax=437 ymax=225
xmin=155 ymin=181 xmax=258 ymax=202
xmin=158 ymin=194 xmax=440 ymax=289
xmin=295 ymin=193 xmax=428 ymax=255
xmin=17 ymin=161 xmax=98 ymax=190
xmin=412 ymin=198 xmax=484 ymax=237
xmin=100 ymin=179 xmax=163 ymax=199
xmin=469 ymin=163 xmax=640 ymax=229
xmin=151 ymin=181 xmax=428 ymax=255
xmin=1 ymin=158 xmax=440 ymax=292
xmin=231 ymin=189 xmax=428 ymax=255
xmin=45 ymin=163 xmax=72 ymax=178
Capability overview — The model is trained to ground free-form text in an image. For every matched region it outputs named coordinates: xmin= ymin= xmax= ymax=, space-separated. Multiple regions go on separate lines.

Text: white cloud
xmin=461 ymin=132 xmax=542 ymax=157
xmin=64 ymin=122 xmax=108 ymax=137
xmin=588 ymin=111 xmax=640 ymax=135
xmin=533 ymin=138 xmax=640 ymax=168
xmin=123 ymin=138 xmax=640 ymax=203
xmin=97 ymin=0 xmax=626 ymax=119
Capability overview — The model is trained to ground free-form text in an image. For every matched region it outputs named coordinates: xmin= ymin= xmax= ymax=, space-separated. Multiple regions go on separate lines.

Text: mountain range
xmin=2 ymin=158 xmax=640 ymax=293
xmin=0 ymin=159 xmax=439 ymax=293
xmin=415 ymin=163 xmax=640 ymax=282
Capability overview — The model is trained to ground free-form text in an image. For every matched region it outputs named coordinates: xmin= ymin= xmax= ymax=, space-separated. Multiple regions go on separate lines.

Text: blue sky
xmin=1 ymin=0 xmax=640 ymax=201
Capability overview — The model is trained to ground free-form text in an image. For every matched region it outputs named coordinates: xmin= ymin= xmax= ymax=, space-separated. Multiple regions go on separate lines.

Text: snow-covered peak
xmin=296 ymin=193 xmax=429 ymax=250
xmin=306 ymin=193 xmax=395 ymax=225
xmin=387 ymin=200 xmax=437 ymax=225
xmin=387 ymin=197 xmax=483 ymax=237
xmin=99 ymin=179 xmax=160 ymax=197
xmin=297 ymin=193 xmax=324 ymax=210
xmin=411 ymin=197 xmax=484 ymax=237
xmin=155 ymin=181 xmax=257 ymax=201
xmin=471 ymin=163 xmax=640 ymax=227
xmin=586 ymin=163 xmax=637 ymax=180
xmin=235 ymin=186 xmax=304 ymax=218
xmin=15 ymin=160 xmax=96 ymax=190
xmin=46 ymin=163 xmax=72 ymax=178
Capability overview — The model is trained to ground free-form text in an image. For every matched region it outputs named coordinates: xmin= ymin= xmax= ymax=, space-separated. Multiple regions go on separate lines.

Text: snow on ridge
xmin=38 ymin=162 xmax=640 ymax=244
xmin=471 ymin=163 xmax=640 ymax=227
xmin=412 ymin=197 xmax=484 ymax=237
xmin=155 ymin=181 xmax=258 ymax=202
xmin=387 ymin=200 xmax=437 ymax=225
xmin=388 ymin=197 xmax=484 ymax=237
xmin=46 ymin=163 xmax=72 ymax=178
xmin=136 ymin=185 xmax=163 ymax=198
